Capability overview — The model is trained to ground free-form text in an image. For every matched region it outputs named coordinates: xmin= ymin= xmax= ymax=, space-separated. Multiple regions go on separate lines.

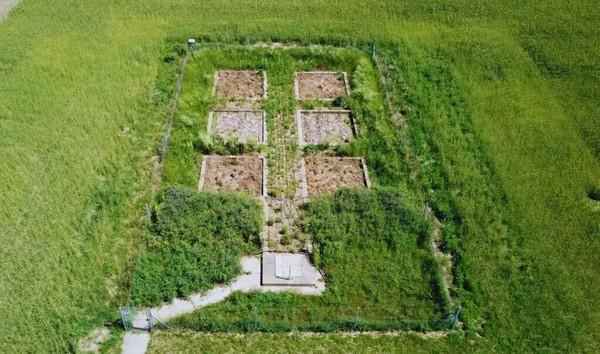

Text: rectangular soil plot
xmin=297 ymin=110 xmax=355 ymax=145
xmin=199 ymin=156 xmax=267 ymax=197
xmin=214 ymin=70 xmax=267 ymax=101
xmin=304 ymin=156 xmax=371 ymax=196
xmin=295 ymin=71 xmax=350 ymax=100
xmin=209 ymin=110 xmax=267 ymax=144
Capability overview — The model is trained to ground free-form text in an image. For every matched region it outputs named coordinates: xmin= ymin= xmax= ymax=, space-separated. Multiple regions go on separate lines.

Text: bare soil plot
xmin=304 ymin=156 xmax=370 ymax=196
xmin=209 ymin=110 xmax=266 ymax=143
xmin=199 ymin=156 xmax=266 ymax=197
xmin=295 ymin=71 xmax=349 ymax=100
xmin=297 ymin=110 xmax=355 ymax=145
xmin=214 ymin=70 xmax=267 ymax=101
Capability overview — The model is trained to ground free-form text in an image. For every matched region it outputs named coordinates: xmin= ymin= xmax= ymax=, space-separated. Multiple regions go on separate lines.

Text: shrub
xmin=130 ymin=186 xmax=262 ymax=306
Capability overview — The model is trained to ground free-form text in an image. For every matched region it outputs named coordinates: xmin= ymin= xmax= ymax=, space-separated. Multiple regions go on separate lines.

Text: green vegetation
xmin=129 ymin=187 xmax=262 ymax=306
xmin=172 ymin=188 xmax=449 ymax=331
xmin=375 ymin=39 xmax=600 ymax=350
xmin=1 ymin=1 xmax=598 ymax=353
xmin=164 ymin=47 xmax=359 ymax=195
xmin=147 ymin=331 xmax=468 ymax=353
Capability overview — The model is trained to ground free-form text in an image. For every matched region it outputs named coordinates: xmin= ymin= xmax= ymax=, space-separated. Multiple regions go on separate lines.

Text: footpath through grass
xmin=0 ymin=1 xmax=599 ymax=353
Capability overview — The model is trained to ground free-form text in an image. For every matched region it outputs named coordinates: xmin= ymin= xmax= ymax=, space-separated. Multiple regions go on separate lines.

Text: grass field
xmin=0 ymin=1 xmax=598 ymax=353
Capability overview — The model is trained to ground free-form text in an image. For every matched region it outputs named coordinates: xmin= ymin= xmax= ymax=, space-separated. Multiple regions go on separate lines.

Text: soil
xmin=296 ymin=72 xmax=348 ymax=100
xmin=202 ymin=156 xmax=264 ymax=196
xmin=79 ymin=327 xmax=110 ymax=353
xmin=213 ymin=110 xmax=264 ymax=143
xmin=300 ymin=110 xmax=354 ymax=145
xmin=215 ymin=70 xmax=264 ymax=100
xmin=304 ymin=157 xmax=367 ymax=195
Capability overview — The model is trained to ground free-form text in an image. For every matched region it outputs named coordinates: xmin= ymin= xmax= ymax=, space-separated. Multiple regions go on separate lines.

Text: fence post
xmin=253 ymin=307 xmax=259 ymax=330
xmin=352 ymin=307 xmax=361 ymax=330
xmin=449 ymin=307 xmax=461 ymax=330
xmin=146 ymin=309 xmax=154 ymax=332
xmin=119 ymin=307 xmax=132 ymax=331
xmin=371 ymin=41 xmax=376 ymax=60
xmin=145 ymin=203 xmax=152 ymax=221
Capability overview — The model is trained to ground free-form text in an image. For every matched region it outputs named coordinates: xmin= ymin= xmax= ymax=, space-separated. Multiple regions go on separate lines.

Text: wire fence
xmin=169 ymin=307 xmax=462 ymax=333
xmin=120 ymin=40 xmax=463 ymax=335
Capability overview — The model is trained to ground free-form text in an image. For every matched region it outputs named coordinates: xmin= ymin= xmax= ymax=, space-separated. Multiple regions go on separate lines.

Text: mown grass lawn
xmin=0 ymin=1 xmax=598 ymax=353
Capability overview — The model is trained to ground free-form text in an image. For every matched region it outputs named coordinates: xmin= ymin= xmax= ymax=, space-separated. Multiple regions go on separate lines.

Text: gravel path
xmin=122 ymin=255 xmax=325 ymax=354
xmin=0 ymin=0 xmax=19 ymax=20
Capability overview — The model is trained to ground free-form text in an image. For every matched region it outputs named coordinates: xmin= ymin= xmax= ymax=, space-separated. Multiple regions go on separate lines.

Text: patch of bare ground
xmin=304 ymin=156 xmax=369 ymax=196
xmin=78 ymin=327 xmax=111 ymax=353
xmin=215 ymin=70 xmax=265 ymax=101
xmin=200 ymin=156 xmax=265 ymax=197
xmin=298 ymin=110 xmax=354 ymax=145
xmin=296 ymin=72 xmax=348 ymax=100
xmin=212 ymin=110 xmax=265 ymax=143
xmin=152 ymin=329 xmax=450 ymax=340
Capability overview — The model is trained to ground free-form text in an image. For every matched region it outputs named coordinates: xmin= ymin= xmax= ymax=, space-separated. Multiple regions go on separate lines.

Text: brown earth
xmin=215 ymin=70 xmax=264 ymax=100
xmin=202 ymin=156 xmax=264 ymax=196
xmin=296 ymin=72 xmax=347 ymax=100
xmin=304 ymin=156 xmax=366 ymax=195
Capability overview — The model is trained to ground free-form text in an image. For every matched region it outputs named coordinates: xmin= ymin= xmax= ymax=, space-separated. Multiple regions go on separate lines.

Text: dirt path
xmin=0 ymin=0 xmax=19 ymax=20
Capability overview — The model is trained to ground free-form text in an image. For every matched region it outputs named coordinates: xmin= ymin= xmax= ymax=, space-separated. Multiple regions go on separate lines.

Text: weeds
xmin=130 ymin=187 xmax=262 ymax=306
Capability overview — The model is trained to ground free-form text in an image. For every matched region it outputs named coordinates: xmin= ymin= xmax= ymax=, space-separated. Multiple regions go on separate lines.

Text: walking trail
xmin=0 ymin=0 xmax=19 ymax=21
xmin=122 ymin=255 xmax=325 ymax=354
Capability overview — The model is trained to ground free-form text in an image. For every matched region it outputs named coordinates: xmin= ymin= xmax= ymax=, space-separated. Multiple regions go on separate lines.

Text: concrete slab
xmin=262 ymin=252 xmax=320 ymax=286
xmin=122 ymin=332 xmax=150 ymax=354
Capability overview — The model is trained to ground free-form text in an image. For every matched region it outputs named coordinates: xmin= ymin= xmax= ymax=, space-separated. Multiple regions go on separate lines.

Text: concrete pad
xmin=122 ymin=332 xmax=150 ymax=354
xmin=262 ymin=252 xmax=320 ymax=286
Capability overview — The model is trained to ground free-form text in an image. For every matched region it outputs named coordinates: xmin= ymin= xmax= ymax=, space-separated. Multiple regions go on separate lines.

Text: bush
xmin=172 ymin=188 xmax=450 ymax=330
xmin=130 ymin=186 xmax=262 ymax=306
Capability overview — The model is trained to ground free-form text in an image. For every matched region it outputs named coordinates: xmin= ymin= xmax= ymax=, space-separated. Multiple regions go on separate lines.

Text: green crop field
xmin=0 ymin=1 xmax=598 ymax=353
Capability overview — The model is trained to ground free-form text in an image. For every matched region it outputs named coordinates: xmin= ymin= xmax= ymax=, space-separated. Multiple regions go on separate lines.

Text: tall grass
xmin=172 ymin=188 xmax=446 ymax=331
xmin=130 ymin=187 xmax=262 ymax=306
